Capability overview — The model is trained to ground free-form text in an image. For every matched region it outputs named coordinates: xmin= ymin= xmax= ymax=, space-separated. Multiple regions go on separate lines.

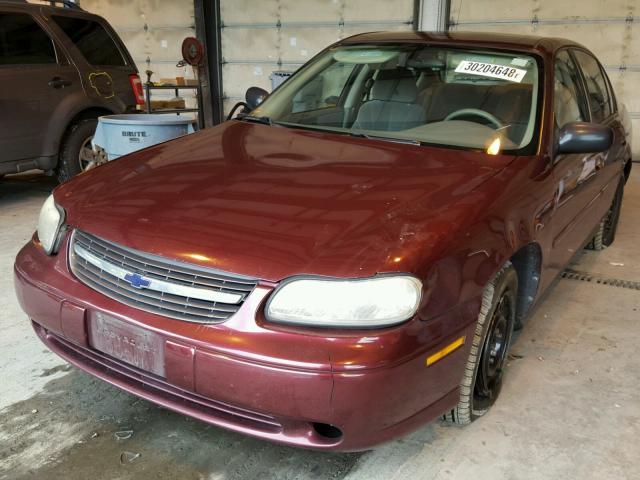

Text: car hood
xmin=56 ymin=121 xmax=511 ymax=281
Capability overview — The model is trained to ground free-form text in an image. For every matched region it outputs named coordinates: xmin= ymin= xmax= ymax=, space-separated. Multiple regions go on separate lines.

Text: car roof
xmin=338 ymin=31 xmax=585 ymax=55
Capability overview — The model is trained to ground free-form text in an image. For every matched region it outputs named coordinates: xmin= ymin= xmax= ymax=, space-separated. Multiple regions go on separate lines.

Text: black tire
xmin=585 ymin=178 xmax=624 ymax=250
xmin=444 ymin=261 xmax=517 ymax=425
xmin=602 ymin=178 xmax=624 ymax=247
xmin=585 ymin=220 xmax=604 ymax=251
xmin=56 ymin=118 xmax=98 ymax=183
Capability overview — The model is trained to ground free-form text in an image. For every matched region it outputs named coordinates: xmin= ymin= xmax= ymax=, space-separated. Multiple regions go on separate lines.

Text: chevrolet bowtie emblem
xmin=123 ymin=272 xmax=151 ymax=289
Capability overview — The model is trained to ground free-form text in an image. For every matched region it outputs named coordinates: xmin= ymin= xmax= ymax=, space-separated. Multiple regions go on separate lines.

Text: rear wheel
xmin=445 ymin=262 xmax=517 ymax=425
xmin=586 ymin=178 xmax=624 ymax=250
xmin=602 ymin=179 xmax=624 ymax=247
xmin=56 ymin=118 xmax=99 ymax=183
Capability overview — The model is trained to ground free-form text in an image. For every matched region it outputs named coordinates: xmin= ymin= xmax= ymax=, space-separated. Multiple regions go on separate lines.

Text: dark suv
xmin=0 ymin=0 xmax=143 ymax=182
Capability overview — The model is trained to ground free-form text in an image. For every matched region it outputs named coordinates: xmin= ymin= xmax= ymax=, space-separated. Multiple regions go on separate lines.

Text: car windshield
xmin=251 ymin=44 xmax=540 ymax=154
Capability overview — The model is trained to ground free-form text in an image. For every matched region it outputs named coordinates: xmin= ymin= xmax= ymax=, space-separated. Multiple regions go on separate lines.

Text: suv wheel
xmin=56 ymin=118 xmax=99 ymax=182
xmin=444 ymin=261 xmax=517 ymax=425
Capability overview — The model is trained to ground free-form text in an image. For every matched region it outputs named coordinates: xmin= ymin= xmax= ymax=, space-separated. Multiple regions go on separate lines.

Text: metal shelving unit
xmin=144 ymin=84 xmax=203 ymax=129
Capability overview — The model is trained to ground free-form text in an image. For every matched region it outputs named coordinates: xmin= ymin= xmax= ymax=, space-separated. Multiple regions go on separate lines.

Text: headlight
xmin=37 ymin=194 xmax=65 ymax=254
xmin=265 ymin=275 xmax=422 ymax=328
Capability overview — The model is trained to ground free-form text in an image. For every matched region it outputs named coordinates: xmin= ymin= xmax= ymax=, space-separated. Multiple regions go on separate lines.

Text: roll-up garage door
xmin=449 ymin=0 xmax=638 ymax=159
xmin=219 ymin=0 xmax=416 ymax=115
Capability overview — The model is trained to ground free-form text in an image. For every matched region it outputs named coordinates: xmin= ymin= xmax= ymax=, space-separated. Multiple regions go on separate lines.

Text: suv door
xmin=48 ymin=13 xmax=137 ymax=108
xmin=0 ymin=11 xmax=83 ymax=166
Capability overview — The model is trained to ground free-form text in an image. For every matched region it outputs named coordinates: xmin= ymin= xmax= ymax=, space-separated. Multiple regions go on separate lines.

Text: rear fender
xmin=40 ymin=95 xmax=122 ymax=159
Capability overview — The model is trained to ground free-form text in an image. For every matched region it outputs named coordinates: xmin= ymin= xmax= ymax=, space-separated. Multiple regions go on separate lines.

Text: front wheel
xmin=445 ymin=262 xmax=517 ymax=425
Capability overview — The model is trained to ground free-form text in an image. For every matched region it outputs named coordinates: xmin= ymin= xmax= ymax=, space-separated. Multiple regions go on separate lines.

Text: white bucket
xmin=92 ymin=114 xmax=196 ymax=161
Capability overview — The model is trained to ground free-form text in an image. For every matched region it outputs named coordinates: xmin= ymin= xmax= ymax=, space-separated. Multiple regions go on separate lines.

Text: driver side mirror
xmin=557 ymin=122 xmax=613 ymax=154
xmin=245 ymin=86 xmax=269 ymax=110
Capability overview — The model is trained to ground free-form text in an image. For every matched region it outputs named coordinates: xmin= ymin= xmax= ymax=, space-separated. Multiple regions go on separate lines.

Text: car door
xmin=548 ymin=49 xmax=603 ymax=269
xmin=571 ymin=49 xmax=626 ymax=190
xmin=0 ymin=10 xmax=82 ymax=165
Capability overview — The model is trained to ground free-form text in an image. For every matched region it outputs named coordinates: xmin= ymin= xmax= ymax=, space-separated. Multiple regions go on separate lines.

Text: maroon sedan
xmin=14 ymin=32 xmax=632 ymax=451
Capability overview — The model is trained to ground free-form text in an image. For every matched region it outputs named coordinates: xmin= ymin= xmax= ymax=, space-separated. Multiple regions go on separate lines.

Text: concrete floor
xmin=1 ymin=169 xmax=639 ymax=480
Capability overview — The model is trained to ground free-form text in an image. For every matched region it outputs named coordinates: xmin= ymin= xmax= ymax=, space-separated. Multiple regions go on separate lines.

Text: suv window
xmin=0 ymin=13 xmax=56 ymax=65
xmin=52 ymin=15 xmax=125 ymax=66
xmin=554 ymin=50 xmax=587 ymax=127
xmin=572 ymin=50 xmax=612 ymax=123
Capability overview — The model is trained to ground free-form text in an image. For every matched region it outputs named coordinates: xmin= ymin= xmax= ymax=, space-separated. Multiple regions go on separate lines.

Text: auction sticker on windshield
xmin=455 ymin=60 xmax=527 ymax=83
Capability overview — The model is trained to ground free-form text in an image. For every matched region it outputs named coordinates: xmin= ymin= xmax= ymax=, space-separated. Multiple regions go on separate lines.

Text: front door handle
xmin=49 ymin=77 xmax=72 ymax=89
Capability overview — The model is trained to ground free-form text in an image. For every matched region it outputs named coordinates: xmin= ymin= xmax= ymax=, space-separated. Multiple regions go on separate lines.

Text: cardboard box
xmin=150 ymin=99 xmax=186 ymax=110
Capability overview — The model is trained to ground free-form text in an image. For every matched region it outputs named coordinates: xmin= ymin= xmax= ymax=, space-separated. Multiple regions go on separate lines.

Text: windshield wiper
xmin=350 ymin=132 xmax=421 ymax=145
xmin=237 ymin=114 xmax=274 ymax=125
xmin=237 ymin=118 xmax=421 ymax=145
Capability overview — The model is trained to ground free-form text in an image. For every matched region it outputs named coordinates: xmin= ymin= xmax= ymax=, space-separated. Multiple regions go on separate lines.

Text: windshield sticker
xmin=455 ymin=60 xmax=527 ymax=83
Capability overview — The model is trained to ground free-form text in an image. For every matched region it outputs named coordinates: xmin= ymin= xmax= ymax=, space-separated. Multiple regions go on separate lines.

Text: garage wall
xmin=219 ymin=0 xmax=416 ymax=114
xmin=449 ymin=0 xmax=639 ymax=159
xmin=80 ymin=0 xmax=197 ymax=105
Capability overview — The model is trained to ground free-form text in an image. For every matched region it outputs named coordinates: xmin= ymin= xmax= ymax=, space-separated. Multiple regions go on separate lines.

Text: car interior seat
xmin=554 ymin=79 xmax=583 ymax=127
xmin=352 ymin=69 xmax=426 ymax=131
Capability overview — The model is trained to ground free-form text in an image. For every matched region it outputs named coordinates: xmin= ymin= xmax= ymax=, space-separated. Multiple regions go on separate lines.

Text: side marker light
xmin=426 ymin=336 xmax=466 ymax=366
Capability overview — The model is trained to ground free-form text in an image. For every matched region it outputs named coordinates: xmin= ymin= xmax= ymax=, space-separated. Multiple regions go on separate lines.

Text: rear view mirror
xmin=245 ymin=87 xmax=269 ymax=110
xmin=557 ymin=122 xmax=613 ymax=154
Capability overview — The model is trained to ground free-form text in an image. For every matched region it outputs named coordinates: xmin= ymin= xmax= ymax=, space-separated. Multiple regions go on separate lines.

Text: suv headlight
xmin=265 ymin=275 xmax=422 ymax=328
xmin=37 ymin=194 xmax=65 ymax=255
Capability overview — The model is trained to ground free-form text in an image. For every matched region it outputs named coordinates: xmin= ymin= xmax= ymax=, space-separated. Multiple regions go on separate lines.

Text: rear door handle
xmin=49 ymin=77 xmax=72 ymax=89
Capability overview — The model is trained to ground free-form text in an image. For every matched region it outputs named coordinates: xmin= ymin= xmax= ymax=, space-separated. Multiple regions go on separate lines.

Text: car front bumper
xmin=14 ymin=236 xmax=478 ymax=451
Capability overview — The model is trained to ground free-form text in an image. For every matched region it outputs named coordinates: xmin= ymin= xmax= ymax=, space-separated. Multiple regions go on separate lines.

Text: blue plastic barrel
xmin=92 ymin=114 xmax=196 ymax=161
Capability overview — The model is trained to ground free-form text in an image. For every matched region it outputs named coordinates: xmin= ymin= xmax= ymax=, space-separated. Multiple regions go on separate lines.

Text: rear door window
xmin=52 ymin=15 xmax=125 ymax=66
xmin=0 ymin=13 xmax=56 ymax=65
xmin=572 ymin=50 xmax=612 ymax=123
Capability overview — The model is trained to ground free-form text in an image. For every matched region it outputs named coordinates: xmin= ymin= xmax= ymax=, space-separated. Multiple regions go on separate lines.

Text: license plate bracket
xmin=88 ymin=311 xmax=165 ymax=377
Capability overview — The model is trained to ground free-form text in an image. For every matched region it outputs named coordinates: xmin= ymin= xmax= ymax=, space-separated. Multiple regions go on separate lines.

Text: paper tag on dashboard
xmin=455 ymin=60 xmax=527 ymax=83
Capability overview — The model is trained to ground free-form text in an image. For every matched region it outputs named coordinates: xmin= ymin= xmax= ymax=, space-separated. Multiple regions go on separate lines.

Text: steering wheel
xmin=444 ymin=108 xmax=503 ymax=129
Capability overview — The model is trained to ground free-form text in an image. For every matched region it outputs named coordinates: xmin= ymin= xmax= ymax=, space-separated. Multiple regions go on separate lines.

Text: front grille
xmin=69 ymin=230 xmax=257 ymax=323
